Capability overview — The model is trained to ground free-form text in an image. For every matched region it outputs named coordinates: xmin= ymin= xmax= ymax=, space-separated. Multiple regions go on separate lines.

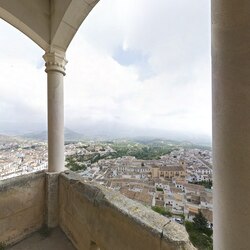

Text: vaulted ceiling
xmin=0 ymin=0 xmax=99 ymax=52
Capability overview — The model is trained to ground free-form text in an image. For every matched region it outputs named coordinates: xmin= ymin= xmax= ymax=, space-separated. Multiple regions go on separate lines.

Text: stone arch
xmin=0 ymin=3 xmax=50 ymax=50
xmin=0 ymin=0 xmax=99 ymax=52
xmin=50 ymin=0 xmax=99 ymax=52
xmin=0 ymin=0 xmax=100 ymax=173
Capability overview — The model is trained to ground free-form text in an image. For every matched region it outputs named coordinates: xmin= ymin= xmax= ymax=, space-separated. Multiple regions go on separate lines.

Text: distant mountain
xmin=0 ymin=120 xmax=211 ymax=146
xmin=23 ymin=131 xmax=47 ymax=141
xmin=22 ymin=128 xmax=85 ymax=141
xmin=70 ymin=120 xmax=212 ymax=146
xmin=64 ymin=128 xmax=85 ymax=141
xmin=117 ymin=137 xmax=211 ymax=149
xmin=0 ymin=134 xmax=23 ymax=143
xmin=0 ymin=121 xmax=46 ymax=136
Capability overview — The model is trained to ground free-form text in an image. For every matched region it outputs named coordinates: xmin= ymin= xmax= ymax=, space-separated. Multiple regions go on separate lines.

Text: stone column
xmin=43 ymin=51 xmax=67 ymax=172
xmin=212 ymin=1 xmax=250 ymax=249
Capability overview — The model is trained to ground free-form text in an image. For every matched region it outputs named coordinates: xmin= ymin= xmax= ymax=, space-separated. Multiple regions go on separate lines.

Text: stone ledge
xmin=60 ymin=171 xmax=195 ymax=250
xmin=0 ymin=171 xmax=45 ymax=245
xmin=0 ymin=171 xmax=45 ymax=191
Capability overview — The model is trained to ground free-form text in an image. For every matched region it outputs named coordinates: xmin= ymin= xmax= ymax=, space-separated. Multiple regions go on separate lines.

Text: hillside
xmin=22 ymin=128 xmax=85 ymax=141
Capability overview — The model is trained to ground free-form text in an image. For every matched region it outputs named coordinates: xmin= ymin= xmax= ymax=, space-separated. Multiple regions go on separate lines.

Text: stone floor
xmin=7 ymin=228 xmax=76 ymax=250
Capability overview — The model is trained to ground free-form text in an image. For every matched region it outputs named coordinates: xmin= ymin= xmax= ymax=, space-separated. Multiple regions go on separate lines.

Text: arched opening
xmin=0 ymin=20 xmax=46 ymax=135
xmin=65 ymin=0 xmax=211 ymax=143
xmin=0 ymin=1 xmax=215 ymax=249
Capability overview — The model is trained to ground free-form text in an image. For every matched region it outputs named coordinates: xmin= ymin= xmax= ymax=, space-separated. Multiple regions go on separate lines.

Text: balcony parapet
xmin=0 ymin=171 xmax=195 ymax=249
xmin=59 ymin=171 xmax=195 ymax=250
xmin=0 ymin=171 xmax=45 ymax=245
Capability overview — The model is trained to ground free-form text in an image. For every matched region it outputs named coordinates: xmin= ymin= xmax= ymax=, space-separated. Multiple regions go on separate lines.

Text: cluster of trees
xmin=66 ymin=156 xmax=87 ymax=171
xmin=185 ymin=211 xmax=213 ymax=249
xmin=65 ymin=141 xmax=178 ymax=171
xmin=66 ymin=150 xmax=112 ymax=171
xmin=191 ymin=180 xmax=213 ymax=189
xmin=0 ymin=242 xmax=5 ymax=250
xmin=111 ymin=145 xmax=174 ymax=160
xmin=151 ymin=206 xmax=213 ymax=249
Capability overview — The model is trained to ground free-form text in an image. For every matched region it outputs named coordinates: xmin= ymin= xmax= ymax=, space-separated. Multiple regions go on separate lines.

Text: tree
xmin=193 ymin=211 xmax=208 ymax=231
xmin=185 ymin=213 xmax=213 ymax=250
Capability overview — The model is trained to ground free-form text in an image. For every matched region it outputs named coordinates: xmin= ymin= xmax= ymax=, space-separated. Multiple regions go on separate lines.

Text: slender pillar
xmin=43 ymin=51 xmax=67 ymax=172
xmin=212 ymin=1 xmax=250 ymax=249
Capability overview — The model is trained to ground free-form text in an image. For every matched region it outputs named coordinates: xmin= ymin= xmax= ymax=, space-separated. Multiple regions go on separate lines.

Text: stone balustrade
xmin=0 ymin=171 xmax=195 ymax=250
xmin=0 ymin=172 xmax=45 ymax=245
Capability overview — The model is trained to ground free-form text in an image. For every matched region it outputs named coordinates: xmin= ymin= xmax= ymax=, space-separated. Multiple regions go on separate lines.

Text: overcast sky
xmin=0 ymin=0 xmax=211 ymax=137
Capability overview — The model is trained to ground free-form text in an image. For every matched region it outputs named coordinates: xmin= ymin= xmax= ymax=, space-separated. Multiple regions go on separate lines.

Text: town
xmin=0 ymin=136 xmax=213 ymax=229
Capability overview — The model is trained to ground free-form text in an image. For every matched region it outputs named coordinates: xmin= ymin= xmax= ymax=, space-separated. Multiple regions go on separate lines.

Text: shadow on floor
xmin=7 ymin=227 xmax=76 ymax=250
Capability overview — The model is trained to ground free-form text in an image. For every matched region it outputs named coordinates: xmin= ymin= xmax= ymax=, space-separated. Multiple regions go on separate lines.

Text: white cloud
xmin=0 ymin=0 xmax=211 ymax=137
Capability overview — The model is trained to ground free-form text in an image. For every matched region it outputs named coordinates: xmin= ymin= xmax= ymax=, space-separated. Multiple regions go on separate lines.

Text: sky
xmin=0 ymin=0 xmax=211 ymax=138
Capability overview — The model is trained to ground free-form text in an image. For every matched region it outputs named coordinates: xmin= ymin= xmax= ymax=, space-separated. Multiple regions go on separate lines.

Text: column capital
xmin=43 ymin=51 xmax=68 ymax=76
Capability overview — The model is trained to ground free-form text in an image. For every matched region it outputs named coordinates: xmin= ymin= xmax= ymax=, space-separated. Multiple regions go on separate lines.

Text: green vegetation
xmin=185 ymin=211 xmax=213 ymax=250
xmin=66 ymin=156 xmax=86 ymax=171
xmin=178 ymin=141 xmax=211 ymax=151
xmin=191 ymin=180 xmax=213 ymax=189
xmin=111 ymin=143 xmax=175 ymax=160
xmin=151 ymin=206 xmax=172 ymax=217
xmin=65 ymin=139 xmax=211 ymax=172
xmin=0 ymin=242 xmax=5 ymax=250
xmin=66 ymin=140 xmax=179 ymax=171
xmin=66 ymin=151 xmax=109 ymax=171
